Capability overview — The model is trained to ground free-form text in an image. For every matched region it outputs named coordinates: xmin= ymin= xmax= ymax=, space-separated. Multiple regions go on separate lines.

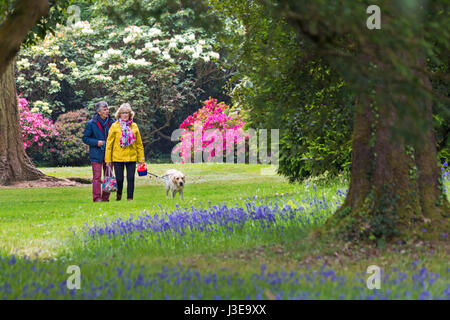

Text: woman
xmin=105 ymin=103 xmax=145 ymax=201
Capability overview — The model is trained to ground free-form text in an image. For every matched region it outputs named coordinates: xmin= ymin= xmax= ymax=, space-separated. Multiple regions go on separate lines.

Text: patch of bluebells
xmin=80 ymin=190 xmax=347 ymax=242
xmin=1 ymin=256 xmax=448 ymax=300
xmin=441 ymin=162 xmax=449 ymax=190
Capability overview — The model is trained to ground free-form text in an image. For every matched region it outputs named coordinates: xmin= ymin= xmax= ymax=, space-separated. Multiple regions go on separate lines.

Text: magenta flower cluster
xmin=17 ymin=95 xmax=59 ymax=150
xmin=174 ymin=98 xmax=248 ymax=163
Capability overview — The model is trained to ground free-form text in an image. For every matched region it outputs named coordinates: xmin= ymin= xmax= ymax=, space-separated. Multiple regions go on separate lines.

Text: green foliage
xmin=430 ymin=61 xmax=450 ymax=163
xmin=277 ymin=65 xmax=353 ymax=181
xmin=206 ymin=0 xmax=450 ymax=184
xmin=30 ymin=109 xmax=91 ymax=166
xmin=23 ymin=0 xmax=75 ymax=46
xmin=209 ymin=0 xmax=353 ymax=181
xmin=91 ymin=0 xmax=225 ymax=36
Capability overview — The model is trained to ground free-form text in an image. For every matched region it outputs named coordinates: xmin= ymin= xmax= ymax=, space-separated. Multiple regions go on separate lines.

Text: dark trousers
xmin=113 ymin=162 xmax=137 ymax=199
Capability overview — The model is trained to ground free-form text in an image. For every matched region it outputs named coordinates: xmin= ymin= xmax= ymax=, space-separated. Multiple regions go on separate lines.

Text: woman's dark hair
xmin=95 ymin=101 xmax=109 ymax=112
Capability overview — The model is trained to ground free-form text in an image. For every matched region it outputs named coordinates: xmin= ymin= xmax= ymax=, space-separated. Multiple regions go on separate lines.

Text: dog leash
xmin=147 ymin=172 xmax=169 ymax=181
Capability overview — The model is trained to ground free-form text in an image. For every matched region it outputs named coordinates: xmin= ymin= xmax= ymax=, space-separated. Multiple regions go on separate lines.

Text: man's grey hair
xmin=95 ymin=101 xmax=109 ymax=112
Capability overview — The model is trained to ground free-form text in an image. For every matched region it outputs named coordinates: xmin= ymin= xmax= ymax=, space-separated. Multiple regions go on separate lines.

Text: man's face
xmin=98 ymin=105 xmax=109 ymax=118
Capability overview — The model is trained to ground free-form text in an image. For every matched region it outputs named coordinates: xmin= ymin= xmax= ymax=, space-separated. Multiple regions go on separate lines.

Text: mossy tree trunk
xmin=322 ymin=57 xmax=449 ymax=243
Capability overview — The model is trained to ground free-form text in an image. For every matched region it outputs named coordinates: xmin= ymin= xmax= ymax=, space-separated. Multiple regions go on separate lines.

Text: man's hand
xmin=98 ymin=140 xmax=105 ymax=147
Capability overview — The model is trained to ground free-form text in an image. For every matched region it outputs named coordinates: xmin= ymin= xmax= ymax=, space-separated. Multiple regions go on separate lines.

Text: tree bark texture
xmin=0 ymin=60 xmax=46 ymax=185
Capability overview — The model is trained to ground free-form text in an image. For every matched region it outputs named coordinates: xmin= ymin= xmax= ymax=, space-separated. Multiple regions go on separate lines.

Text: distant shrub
xmin=42 ymin=109 xmax=91 ymax=166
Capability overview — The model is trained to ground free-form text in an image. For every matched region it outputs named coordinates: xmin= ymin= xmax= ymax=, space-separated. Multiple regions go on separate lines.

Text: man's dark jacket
xmin=82 ymin=113 xmax=115 ymax=163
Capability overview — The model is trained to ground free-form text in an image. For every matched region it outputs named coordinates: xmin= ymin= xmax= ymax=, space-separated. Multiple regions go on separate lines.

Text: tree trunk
xmin=321 ymin=75 xmax=449 ymax=243
xmin=0 ymin=59 xmax=47 ymax=185
xmin=414 ymin=56 xmax=449 ymax=221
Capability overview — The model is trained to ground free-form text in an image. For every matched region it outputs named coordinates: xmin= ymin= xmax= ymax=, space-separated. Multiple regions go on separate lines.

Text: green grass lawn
xmin=0 ymin=163 xmax=448 ymax=299
xmin=1 ymin=163 xmax=320 ymax=258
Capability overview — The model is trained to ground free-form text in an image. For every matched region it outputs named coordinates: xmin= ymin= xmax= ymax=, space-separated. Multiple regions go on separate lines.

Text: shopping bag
xmin=102 ymin=165 xmax=117 ymax=193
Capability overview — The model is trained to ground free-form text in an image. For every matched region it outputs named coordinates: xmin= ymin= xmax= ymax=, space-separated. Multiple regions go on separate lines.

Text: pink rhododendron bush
xmin=174 ymin=98 xmax=249 ymax=163
xmin=17 ymin=95 xmax=58 ymax=151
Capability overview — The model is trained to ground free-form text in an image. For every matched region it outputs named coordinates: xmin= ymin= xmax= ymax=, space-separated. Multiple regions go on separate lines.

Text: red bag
xmin=137 ymin=163 xmax=147 ymax=176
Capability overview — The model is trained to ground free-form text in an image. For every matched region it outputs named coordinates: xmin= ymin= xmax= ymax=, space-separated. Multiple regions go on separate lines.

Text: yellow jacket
xmin=105 ymin=121 xmax=145 ymax=163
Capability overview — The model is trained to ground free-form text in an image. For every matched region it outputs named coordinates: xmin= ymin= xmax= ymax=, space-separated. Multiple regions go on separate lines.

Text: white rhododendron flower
xmin=107 ymin=48 xmax=121 ymax=56
xmin=125 ymin=25 xmax=143 ymax=34
xmin=73 ymin=21 xmax=85 ymax=29
xmin=96 ymin=60 xmax=104 ymax=66
xmin=94 ymin=53 xmax=101 ymax=59
xmin=127 ymin=58 xmax=150 ymax=66
xmin=95 ymin=75 xmax=112 ymax=81
xmin=169 ymin=41 xmax=177 ymax=48
xmin=145 ymin=42 xmax=153 ymax=49
xmin=148 ymin=27 xmax=162 ymax=38
xmin=123 ymin=35 xmax=135 ymax=44
xmin=188 ymin=34 xmax=195 ymax=41
xmin=181 ymin=45 xmax=195 ymax=53
xmin=135 ymin=49 xmax=142 ymax=55
xmin=208 ymin=52 xmax=220 ymax=59
xmin=17 ymin=58 xmax=31 ymax=69
xmin=74 ymin=21 xmax=94 ymax=34
xmin=162 ymin=51 xmax=171 ymax=60
xmin=81 ymin=27 xmax=93 ymax=34
xmin=148 ymin=47 xmax=161 ymax=54
xmin=174 ymin=35 xmax=186 ymax=43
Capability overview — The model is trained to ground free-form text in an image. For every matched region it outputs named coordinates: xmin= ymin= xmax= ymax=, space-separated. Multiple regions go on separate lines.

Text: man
xmin=82 ymin=101 xmax=115 ymax=202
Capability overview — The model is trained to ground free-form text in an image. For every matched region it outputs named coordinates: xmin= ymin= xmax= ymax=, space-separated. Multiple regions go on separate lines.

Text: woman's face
xmin=120 ymin=110 xmax=130 ymax=121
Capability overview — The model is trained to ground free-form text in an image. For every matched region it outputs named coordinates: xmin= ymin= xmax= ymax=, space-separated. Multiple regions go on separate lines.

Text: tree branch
xmin=0 ymin=0 xmax=50 ymax=76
